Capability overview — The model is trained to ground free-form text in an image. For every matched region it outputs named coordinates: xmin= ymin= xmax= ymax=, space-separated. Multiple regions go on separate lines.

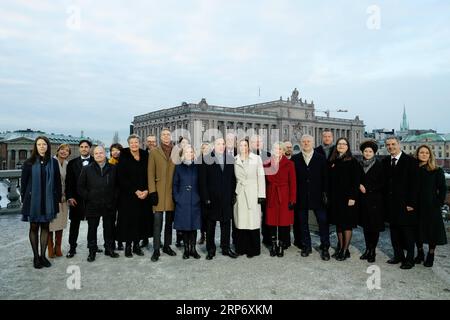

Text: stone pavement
xmin=0 ymin=214 xmax=449 ymax=300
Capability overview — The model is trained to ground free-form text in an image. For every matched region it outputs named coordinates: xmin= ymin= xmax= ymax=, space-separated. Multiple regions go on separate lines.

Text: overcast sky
xmin=1 ymin=0 xmax=449 ymax=145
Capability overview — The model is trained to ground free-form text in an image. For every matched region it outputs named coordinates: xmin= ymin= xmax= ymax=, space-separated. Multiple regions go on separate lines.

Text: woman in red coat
xmin=264 ymin=142 xmax=297 ymax=257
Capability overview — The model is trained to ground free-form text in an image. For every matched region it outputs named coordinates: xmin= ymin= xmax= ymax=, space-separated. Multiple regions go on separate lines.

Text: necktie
xmin=391 ymin=158 xmax=397 ymax=167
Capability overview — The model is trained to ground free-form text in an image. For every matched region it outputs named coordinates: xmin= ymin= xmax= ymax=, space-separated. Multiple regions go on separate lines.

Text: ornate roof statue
xmin=291 ymin=88 xmax=299 ymax=104
xmin=199 ymin=98 xmax=209 ymax=111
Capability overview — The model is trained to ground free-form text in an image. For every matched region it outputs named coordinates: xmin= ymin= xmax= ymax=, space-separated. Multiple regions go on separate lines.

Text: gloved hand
xmin=149 ymin=192 xmax=158 ymax=206
xmin=288 ymin=202 xmax=295 ymax=210
xmin=258 ymin=198 xmax=266 ymax=205
xmin=205 ymin=199 xmax=212 ymax=209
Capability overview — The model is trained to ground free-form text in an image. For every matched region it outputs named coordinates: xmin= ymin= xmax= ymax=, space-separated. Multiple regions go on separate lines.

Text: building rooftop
xmin=402 ymin=132 xmax=449 ymax=143
xmin=0 ymin=129 xmax=102 ymax=145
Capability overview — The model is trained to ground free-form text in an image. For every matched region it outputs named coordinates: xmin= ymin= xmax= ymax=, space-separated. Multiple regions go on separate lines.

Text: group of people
xmin=21 ymin=129 xmax=448 ymax=270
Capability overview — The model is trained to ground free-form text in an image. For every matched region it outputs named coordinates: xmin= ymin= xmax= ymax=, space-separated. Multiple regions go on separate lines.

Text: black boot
xmin=332 ymin=244 xmax=341 ymax=259
xmin=360 ymin=249 xmax=370 ymax=260
xmin=163 ymin=246 xmax=177 ymax=256
xmin=125 ymin=244 xmax=133 ymax=258
xmin=277 ymin=241 xmax=284 ymax=257
xmin=133 ymin=243 xmax=144 ymax=256
xmin=87 ymin=249 xmax=96 ymax=262
xmin=270 ymin=240 xmax=278 ymax=257
xmin=414 ymin=248 xmax=425 ymax=264
xmin=190 ymin=233 xmax=201 ymax=259
xmin=105 ymin=248 xmax=119 ymax=258
xmin=140 ymin=238 xmax=149 ymax=248
xmin=183 ymin=242 xmax=190 ymax=260
xmin=367 ymin=249 xmax=376 ymax=263
xmin=424 ymin=252 xmax=435 ymax=268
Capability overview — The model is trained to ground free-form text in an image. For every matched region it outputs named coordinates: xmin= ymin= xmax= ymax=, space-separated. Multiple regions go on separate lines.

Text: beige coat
xmin=148 ymin=146 xmax=176 ymax=212
xmin=233 ymin=153 xmax=266 ymax=230
xmin=50 ymin=158 xmax=68 ymax=232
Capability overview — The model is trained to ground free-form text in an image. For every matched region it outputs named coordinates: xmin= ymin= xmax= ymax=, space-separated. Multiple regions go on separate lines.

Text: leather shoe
xmin=33 ymin=257 xmax=43 ymax=269
xmin=320 ymin=248 xmax=330 ymax=261
xmin=222 ymin=249 xmax=238 ymax=259
xmin=360 ymin=249 xmax=370 ymax=260
xmin=387 ymin=257 xmax=402 ymax=264
xmin=206 ymin=251 xmax=215 ymax=260
xmin=301 ymin=247 xmax=312 ymax=257
xmin=87 ymin=251 xmax=96 ymax=262
xmin=163 ymin=246 xmax=177 ymax=256
xmin=40 ymin=256 xmax=51 ymax=268
xmin=151 ymin=250 xmax=160 ymax=262
xmin=400 ymin=261 xmax=414 ymax=270
xmin=133 ymin=246 xmax=144 ymax=256
xmin=66 ymin=248 xmax=76 ymax=259
xmin=105 ymin=249 xmax=119 ymax=258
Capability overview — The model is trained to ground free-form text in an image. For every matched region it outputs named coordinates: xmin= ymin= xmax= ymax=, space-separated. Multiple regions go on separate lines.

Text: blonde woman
xmin=414 ymin=145 xmax=448 ymax=267
xmin=233 ymin=139 xmax=265 ymax=258
xmin=173 ymin=145 xmax=202 ymax=259
xmin=48 ymin=144 xmax=71 ymax=258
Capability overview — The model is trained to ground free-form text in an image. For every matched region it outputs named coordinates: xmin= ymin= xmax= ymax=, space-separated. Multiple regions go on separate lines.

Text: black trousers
xmin=68 ymin=217 xmax=82 ymax=249
xmin=235 ymin=229 xmax=261 ymax=256
xmin=87 ymin=215 xmax=115 ymax=251
xmin=153 ymin=211 xmax=174 ymax=251
xmin=206 ymin=219 xmax=231 ymax=254
xmin=390 ymin=225 xmax=416 ymax=263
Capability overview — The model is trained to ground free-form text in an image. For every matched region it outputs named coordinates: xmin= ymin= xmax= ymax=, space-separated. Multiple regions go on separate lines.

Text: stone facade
xmin=132 ymin=89 xmax=365 ymax=153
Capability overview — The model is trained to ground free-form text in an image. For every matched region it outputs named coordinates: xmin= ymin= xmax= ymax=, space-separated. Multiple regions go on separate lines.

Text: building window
xmin=19 ymin=150 xmax=27 ymax=160
xmin=438 ymin=152 xmax=442 ymax=158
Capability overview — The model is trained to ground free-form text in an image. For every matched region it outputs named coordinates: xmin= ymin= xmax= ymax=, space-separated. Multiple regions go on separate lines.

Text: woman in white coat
xmin=233 ymin=139 xmax=266 ymax=258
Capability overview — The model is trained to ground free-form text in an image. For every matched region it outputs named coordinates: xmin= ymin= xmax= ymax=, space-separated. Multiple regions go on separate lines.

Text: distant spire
xmin=400 ymin=105 xmax=409 ymax=131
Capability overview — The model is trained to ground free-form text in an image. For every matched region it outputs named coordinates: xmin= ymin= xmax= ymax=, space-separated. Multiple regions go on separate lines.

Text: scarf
xmin=30 ymin=158 xmax=56 ymax=217
xmin=362 ymin=157 xmax=376 ymax=174
xmin=302 ymin=150 xmax=314 ymax=166
xmin=161 ymin=142 xmax=173 ymax=160
xmin=322 ymin=144 xmax=334 ymax=159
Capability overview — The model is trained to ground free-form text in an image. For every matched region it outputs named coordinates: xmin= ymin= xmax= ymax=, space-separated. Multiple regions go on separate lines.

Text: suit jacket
xmin=382 ymin=153 xmax=419 ymax=226
xmin=199 ymin=151 xmax=237 ymax=221
xmin=292 ymin=151 xmax=328 ymax=210
xmin=66 ymin=156 xmax=94 ymax=220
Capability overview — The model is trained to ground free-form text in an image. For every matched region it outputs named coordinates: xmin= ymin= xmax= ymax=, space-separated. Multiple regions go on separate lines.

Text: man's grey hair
xmin=300 ymin=134 xmax=314 ymax=144
xmin=385 ymin=135 xmax=401 ymax=144
xmin=127 ymin=134 xmax=140 ymax=142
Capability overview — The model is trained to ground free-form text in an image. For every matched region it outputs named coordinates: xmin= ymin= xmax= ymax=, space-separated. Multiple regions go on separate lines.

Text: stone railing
xmin=0 ymin=170 xmax=22 ymax=214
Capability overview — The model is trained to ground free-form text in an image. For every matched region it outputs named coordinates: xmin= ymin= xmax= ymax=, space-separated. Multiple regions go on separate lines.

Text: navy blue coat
xmin=173 ymin=163 xmax=202 ymax=231
xmin=292 ymin=151 xmax=328 ymax=210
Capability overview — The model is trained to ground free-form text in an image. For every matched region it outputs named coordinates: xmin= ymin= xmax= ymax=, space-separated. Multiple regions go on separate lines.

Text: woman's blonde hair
xmin=180 ymin=144 xmax=196 ymax=162
xmin=415 ymin=144 xmax=438 ymax=171
xmin=56 ymin=143 xmax=71 ymax=156
xmin=271 ymin=141 xmax=286 ymax=154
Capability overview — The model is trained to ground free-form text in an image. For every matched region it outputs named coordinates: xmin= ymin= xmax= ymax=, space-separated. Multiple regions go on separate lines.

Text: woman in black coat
xmin=358 ymin=140 xmax=385 ymax=263
xmin=116 ymin=135 xmax=150 ymax=258
xmin=21 ymin=136 xmax=62 ymax=269
xmin=328 ymin=137 xmax=360 ymax=261
xmin=414 ymin=145 xmax=448 ymax=267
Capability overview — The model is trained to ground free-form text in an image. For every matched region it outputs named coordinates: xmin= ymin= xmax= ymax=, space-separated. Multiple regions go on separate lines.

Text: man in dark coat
xmin=199 ymin=137 xmax=238 ymax=260
xmin=383 ymin=136 xmax=419 ymax=270
xmin=66 ymin=139 xmax=95 ymax=258
xmin=314 ymin=129 xmax=336 ymax=162
xmin=292 ymin=134 xmax=330 ymax=260
xmin=250 ymin=134 xmax=272 ymax=246
xmin=78 ymin=146 xmax=119 ymax=262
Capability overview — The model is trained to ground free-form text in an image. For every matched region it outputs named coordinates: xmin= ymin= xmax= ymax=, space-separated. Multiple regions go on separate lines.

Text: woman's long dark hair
xmin=330 ymin=137 xmax=353 ymax=162
xmin=28 ymin=136 xmax=52 ymax=163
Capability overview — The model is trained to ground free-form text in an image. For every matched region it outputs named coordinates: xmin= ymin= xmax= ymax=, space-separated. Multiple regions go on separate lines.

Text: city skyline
xmin=1 ymin=0 xmax=449 ymax=144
